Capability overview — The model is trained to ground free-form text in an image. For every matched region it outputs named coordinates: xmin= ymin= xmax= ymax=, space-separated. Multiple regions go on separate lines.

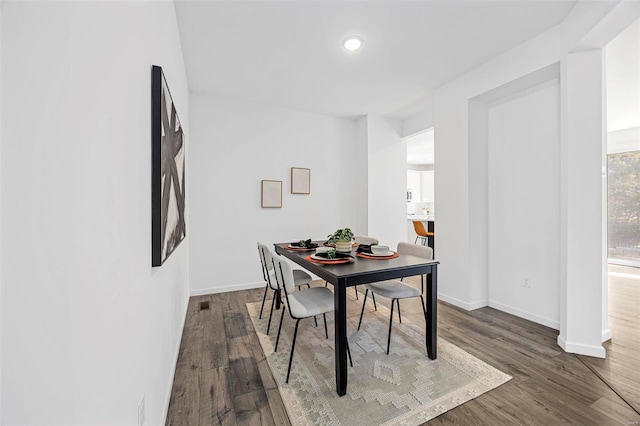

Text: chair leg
xmin=357 ymin=289 xmax=369 ymax=330
xmin=275 ymin=304 xmax=287 ymax=352
xmin=387 ymin=299 xmax=396 ymax=355
xmin=286 ymin=319 xmax=301 ymax=383
xmin=372 ymin=293 xmax=377 ymax=311
xmin=266 ymin=290 xmax=277 ymax=335
xmin=414 ymin=235 xmax=419 ymax=244
xmin=313 ymin=315 xmax=318 ymax=327
xmin=420 ymin=296 xmax=429 ymax=353
xmin=259 ymin=284 xmax=269 ymax=319
xmin=346 ymin=340 xmax=353 ymax=367
xmin=323 ymin=313 xmax=328 ymax=339
xmin=354 ymin=286 xmax=359 ymax=300
xmin=397 ymin=300 xmax=402 ymax=323
xmin=307 ymin=283 xmax=312 ymax=289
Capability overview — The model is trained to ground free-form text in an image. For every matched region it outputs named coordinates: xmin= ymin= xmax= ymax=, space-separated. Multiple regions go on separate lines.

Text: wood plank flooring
xmin=581 ymin=265 xmax=640 ymax=415
xmin=166 ymin=269 xmax=640 ymax=425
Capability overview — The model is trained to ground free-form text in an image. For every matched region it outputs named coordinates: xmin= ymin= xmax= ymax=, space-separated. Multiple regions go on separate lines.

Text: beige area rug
xmin=246 ymin=297 xmax=511 ymax=426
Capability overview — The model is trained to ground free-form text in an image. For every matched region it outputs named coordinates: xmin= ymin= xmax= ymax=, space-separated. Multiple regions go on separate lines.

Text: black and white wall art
xmin=152 ymin=65 xmax=186 ymax=266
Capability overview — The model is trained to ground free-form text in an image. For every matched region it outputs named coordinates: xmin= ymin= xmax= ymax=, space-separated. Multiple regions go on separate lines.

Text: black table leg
xmin=426 ymin=265 xmax=437 ymax=359
xmin=427 ymin=221 xmax=435 ymax=257
xmin=334 ymin=280 xmax=348 ymax=396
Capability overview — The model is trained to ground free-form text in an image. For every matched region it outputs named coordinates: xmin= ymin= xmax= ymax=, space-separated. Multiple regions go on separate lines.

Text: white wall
xmin=608 ymin=127 xmax=640 ymax=153
xmin=0 ymin=1 xmax=3 ymax=420
xmin=433 ymin=26 xmax=562 ymax=310
xmin=189 ymin=94 xmax=365 ymax=294
xmin=487 ymin=82 xmax=561 ymax=329
xmin=402 ymin=101 xmax=434 ymax=138
xmin=356 ymin=116 xmax=369 ymax=233
xmin=605 ymin=19 xmax=640 ymax=133
xmin=467 ymin=101 xmax=489 ymax=308
xmin=366 ymin=116 xmax=407 ymax=248
xmin=422 ymin=2 xmax=639 ymax=356
xmin=559 ymin=49 xmax=607 ymax=357
xmin=1 ymin=2 xmax=190 ymax=424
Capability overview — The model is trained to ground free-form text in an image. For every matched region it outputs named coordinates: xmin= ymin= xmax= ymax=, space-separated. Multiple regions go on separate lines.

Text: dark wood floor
xmin=582 ymin=265 xmax=640 ymax=415
xmin=166 ymin=270 xmax=640 ymax=425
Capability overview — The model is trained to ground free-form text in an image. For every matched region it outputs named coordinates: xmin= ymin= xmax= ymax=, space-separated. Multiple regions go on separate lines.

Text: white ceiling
xmin=175 ymin=0 xmax=577 ymax=119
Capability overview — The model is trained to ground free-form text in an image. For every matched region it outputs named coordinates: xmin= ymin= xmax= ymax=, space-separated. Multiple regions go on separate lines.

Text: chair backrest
xmin=257 ymin=242 xmax=274 ymax=272
xmin=275 ymin=256 xmax=296 ymax=294
xmin=257 ymin=242 xmax=267 ymax=281
xmin=412 ymin=220 xmax=428 ymax=237
xmin=397 ymin=241 xmax=433 ymax=260
xmin=355 ymin=235 xmax=379 ymax=245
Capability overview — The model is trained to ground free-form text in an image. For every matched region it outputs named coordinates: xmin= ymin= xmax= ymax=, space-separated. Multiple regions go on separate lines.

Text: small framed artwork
xmin=261 ymin=180 xmax=282 ymax=208
xmin=291 ymin=167 xmax=311 ymax=194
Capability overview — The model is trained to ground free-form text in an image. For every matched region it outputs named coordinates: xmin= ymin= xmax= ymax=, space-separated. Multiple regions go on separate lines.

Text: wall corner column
xmin=558 ymin=48 xmax=606 ymax=358
xmin=467 ymin=100 xmax=489 ymax=306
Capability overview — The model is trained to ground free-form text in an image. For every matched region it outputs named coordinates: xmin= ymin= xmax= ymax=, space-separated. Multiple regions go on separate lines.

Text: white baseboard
xmin=161 ymin=292 xmax=190 ymax=425
xmin=488 ymin=300 xmax=560 ymax=330
xmin=602 ymin=328 xmax=612 ymax=342
xmin=191 ymin=281 xmax=265 ymax=296
xmin=557 ymin=335 xmax=606 ymax=358
xmin=438 ymin=293 xmax=487 ymax=311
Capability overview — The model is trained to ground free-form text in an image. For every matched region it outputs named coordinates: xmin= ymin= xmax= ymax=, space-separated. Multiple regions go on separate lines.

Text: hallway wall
xmin=1 ymin=2 xmax=190 ymax=424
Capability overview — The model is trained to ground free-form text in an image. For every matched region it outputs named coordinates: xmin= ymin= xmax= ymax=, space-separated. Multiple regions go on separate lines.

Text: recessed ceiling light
xmin=342 ymin=35 xmax=363 ymax=51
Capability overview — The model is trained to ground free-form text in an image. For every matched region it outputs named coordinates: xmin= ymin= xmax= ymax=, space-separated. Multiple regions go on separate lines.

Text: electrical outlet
xmin=138 ymin=395 xmax=145 ymax=426
xmin=523 ymin=277 xmax=531 ymax=288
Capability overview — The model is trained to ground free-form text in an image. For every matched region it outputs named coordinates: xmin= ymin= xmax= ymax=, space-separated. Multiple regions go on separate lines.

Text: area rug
xmin=246 ymin=298 xmax=511 ymax=425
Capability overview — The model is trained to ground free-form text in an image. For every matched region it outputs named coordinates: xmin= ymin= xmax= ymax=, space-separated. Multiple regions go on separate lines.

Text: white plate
xmin=366 ymin=251 xmax=395 ymax=257
xmin=311 ymin=254 xmax=350 ymax=261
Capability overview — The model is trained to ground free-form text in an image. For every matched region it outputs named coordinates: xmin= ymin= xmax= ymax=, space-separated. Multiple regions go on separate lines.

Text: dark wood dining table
xmin=274 ymin=242 xmax=439 ymax=396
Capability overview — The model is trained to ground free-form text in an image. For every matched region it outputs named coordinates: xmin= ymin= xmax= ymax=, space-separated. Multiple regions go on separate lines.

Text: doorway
xmin=606 ymin=19 xmax=640 ymax=267
xmin=405 ymin=128 xmax=435 ymax=245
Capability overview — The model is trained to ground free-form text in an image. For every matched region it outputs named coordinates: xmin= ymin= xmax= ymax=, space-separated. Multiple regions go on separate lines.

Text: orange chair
xmin=412 ymin=220 xmax=435 ymax=248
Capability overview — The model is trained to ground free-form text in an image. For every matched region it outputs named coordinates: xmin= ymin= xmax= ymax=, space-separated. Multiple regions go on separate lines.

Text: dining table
xmin=274 ymin=241 xmax=439 ymax=396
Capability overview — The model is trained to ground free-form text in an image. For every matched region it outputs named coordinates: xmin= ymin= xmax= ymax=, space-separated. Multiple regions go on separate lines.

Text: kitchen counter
xmin=407 ymin=215 xmax=435 ymax=221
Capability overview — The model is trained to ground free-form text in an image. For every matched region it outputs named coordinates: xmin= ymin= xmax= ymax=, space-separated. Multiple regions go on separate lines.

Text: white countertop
xmin=407 ymin=215 xmax=435 ymax=221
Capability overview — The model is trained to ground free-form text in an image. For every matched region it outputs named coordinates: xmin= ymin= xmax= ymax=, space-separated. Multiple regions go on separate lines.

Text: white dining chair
xmin=357 ymin=242 xmax=433 ymax=354
xmin=273 ymin=255 xmax=352 ymax=383
xmin=257 ymin=242 xmax=312 ymax=335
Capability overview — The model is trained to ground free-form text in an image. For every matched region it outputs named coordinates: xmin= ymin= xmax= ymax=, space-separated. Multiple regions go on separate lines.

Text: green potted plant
xmin=327 ymin=227 xmax=354 ymax=253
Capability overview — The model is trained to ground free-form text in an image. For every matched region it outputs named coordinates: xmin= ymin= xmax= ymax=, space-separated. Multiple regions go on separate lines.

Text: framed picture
xmin=291 ymin=167 xmax=311 ymax=194
xmin=152 ymin=65 xmax=186 ymax=267
xmin=261 ymin=180 xmax=282 ymax=208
